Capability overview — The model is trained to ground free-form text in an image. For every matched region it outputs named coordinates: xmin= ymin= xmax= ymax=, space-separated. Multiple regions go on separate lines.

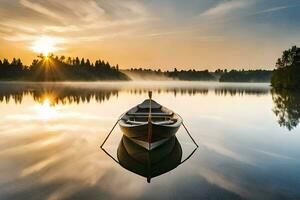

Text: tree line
xmin=0 ymin=54 xmax=128 ymax=81
xmin=2 ymin=51 xmax=296 ymax=83
xmin=127 ymin=68 xmax=216 ymax=81
xmin=271 ymin=46 xmax=300 ymax=89
xmin=219 ymin=69 xmax=272 ymax=82
xmin=126 ymin=68 xmax=272 ymax=82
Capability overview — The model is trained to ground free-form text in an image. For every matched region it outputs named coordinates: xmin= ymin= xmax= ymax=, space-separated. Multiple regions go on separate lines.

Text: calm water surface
xmin=0 ymin=81 xmax=299 ymax=200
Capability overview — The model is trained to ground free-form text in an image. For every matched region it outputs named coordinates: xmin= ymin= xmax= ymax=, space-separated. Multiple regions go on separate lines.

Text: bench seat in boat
xmin=127 ymin=112 xmax=173 ymax=117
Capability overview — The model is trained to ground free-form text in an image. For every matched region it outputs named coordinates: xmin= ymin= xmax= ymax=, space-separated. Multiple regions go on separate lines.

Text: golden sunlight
xmin=31 ymin=36 xmax=58 ymax=56
xmin=35 ymin=98 xmax=57 ymax=120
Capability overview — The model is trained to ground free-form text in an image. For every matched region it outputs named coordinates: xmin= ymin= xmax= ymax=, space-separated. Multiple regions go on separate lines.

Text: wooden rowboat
xmin=119 ymin=92 xmax=182 ymax=150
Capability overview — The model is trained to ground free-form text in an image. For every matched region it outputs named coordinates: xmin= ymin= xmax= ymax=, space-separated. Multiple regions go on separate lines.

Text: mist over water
xmin=0 ymin=81 xmax=299 ymax=200
xmin=122 ymin=71 xmax=174 ymax=81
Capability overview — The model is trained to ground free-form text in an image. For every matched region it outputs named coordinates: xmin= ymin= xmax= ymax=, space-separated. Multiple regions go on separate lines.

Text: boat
xmin=118 ymin=92 xmax=182 ymax=150
xmin=117 ymin=135 xmax=182 ymax=183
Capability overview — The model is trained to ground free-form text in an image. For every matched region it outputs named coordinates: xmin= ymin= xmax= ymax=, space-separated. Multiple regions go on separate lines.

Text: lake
xmin=0 ymin=81 xmax=299 ymax=200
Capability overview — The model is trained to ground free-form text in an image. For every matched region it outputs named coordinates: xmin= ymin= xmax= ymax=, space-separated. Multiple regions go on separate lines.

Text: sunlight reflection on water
xmin=0 ymin=81 xmax=299 ymax=200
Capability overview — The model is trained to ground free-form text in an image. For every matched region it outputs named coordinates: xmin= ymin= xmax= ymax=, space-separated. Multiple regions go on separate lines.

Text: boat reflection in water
xmin=117 ymin=136 xmax=182 ymax=183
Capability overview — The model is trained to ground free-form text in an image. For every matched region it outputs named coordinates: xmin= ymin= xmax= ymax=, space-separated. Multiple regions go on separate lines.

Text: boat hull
xmin=119 ymin=121 xmax=181 ymax=150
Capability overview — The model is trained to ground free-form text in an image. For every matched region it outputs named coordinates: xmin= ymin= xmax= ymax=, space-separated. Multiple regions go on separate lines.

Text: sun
xmin=31 ymin=36 xmax=58 ymax=56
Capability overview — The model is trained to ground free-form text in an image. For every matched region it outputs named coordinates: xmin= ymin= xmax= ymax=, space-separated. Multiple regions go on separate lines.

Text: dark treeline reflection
xmin=0 ymin=83 xmax=270 ymax=105
xmin=214 ymin=88 xmax=269 ymax=96
xmin=0 ymin=83 xmax=119 ymax=106
xmin=127 ymin=88 xmax=209 ymax=96
xmin=272 ymin=88 xmax=300 ymax=130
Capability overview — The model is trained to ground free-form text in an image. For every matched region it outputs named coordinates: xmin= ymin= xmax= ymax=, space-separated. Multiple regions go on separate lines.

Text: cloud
xmin=251 ymin=148 xmax=298 ymax=161
xmin=197 ymin=167 xmax=251 ymax=198
xmin=202 ymin=0 xmax=249 ymax=17
xmin=20 ymin=0 xmax=64 ymax=21
xmin=202 ymin=141 xmax=254 ymax=165
xmin=253 ymin=4 xmax=300 ymax=15
xmin=2 ymin=33 xmax=36 ymax=41
xmin=0 ymin=0 xmax=152 ymax=51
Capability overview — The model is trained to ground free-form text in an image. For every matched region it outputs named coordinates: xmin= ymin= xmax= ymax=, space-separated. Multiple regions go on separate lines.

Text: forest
xmin=1 ymin=53 xmax=291 ymax=83
xmin=0 ymin=54 xmax=129 ymax=81
xmin=271 ymin=46 xmax=300 ymax=89
xmin=126 ymin=68 xmax=272 ymax=82
xmin=126 ymin=68 xmax=216 ymax=81
xmin=219 ymin=70 xmax=272 ymax=82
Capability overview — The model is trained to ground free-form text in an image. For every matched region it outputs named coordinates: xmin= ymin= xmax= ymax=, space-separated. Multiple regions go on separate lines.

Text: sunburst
xmin=31 ymin=36 xmax=59 ymax=56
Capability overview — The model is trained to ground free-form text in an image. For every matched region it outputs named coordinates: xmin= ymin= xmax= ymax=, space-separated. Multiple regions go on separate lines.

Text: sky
xmin=0 ymin=0 xmax=300 ymax=70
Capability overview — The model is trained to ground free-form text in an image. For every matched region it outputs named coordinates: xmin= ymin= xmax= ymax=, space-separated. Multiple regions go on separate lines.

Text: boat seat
xmin=126 ymin=120 xmax=147 ymax=125
xmin=127 ymin=120 xmax=175 ymax=125
xmin=153 ymin=120 xmax=175 ymax=125
xmin=127 ymin=112 xmax=173 ymax=117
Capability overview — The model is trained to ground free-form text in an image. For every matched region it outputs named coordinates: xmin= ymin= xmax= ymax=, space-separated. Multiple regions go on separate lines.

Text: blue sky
xmin=0 ymin=0 xmax=300 ymax=69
